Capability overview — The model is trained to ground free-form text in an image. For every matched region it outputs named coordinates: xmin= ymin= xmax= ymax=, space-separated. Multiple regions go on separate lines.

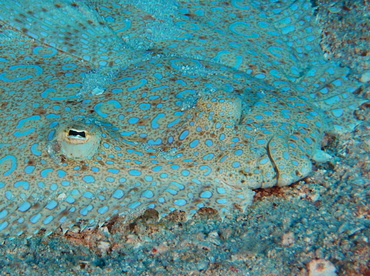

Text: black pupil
xmin=68 ymin=129 xmax=86 ymax=138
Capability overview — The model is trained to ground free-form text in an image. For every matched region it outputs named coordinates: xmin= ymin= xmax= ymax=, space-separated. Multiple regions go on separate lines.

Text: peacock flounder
xmin=0 ymin=0 xmax=363 ymax=237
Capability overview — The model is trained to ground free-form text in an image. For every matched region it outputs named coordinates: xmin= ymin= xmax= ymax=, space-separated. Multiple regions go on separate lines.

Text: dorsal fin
xmin=0 ymin=0 xmax=148 ymax=67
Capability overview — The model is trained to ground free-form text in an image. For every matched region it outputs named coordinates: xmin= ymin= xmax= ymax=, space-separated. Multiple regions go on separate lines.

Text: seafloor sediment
xmin=0 ymin=1 xmax=369 ymax=275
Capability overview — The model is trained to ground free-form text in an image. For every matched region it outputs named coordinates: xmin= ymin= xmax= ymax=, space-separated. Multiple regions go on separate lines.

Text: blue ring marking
xmin=112 ymin=189 xmax=124 ymax=199
xmin=0 ymin=210 xmax=7 ymax=219
xmin=129 ymin=170 xmax=141 ymax=176
xmin=57 ymin=170 xmax=66 ymax=177
xmin=234 ymin=150 xmax=243 ymax=156
xmin=257 ymin=139 xmax=266 ymax=145
xmin=220 ymin=155 xmax=228 ymax=163
xmin=255 ymin=74 xmax=265 ymax=79
xmin=30 ymin=213 xmax=41 ymax=224
xmin=217 ymin=198 xmax=228 ymax=204
xmin=202 ymin=153 xmax=214 ymax=161
xmin=141 ymin=190 xmax=154 ymax=198
xmin=62 ymin=181 xmax=70 ymax=186
xmin=147 ymin=138 xmax=162 ymax=145
xmin=260 ymin=158 xmax=269 ymax=165
xmin=200 ymin=165 xmax=212 ymax=176
xmin=189 ymin=139 xmax=199 ymax=148
xmin=179 ymin=130 xmax=189 ymax=140
xmin=24 ymin=166 xmax=35 ymax=173
xmin=43 ymin=216 xmax=54 ymax=225
xmin=304 ymin=137 xmax=313 ymax=145
xmin=258 ymin=21 xmax=269 ymax=28
xmin=128 ymin=79 xmax=147 ymax=91
xmin=139 ymin=103 xmax=151 ymax=110
xmin=46 ymin=114 xmax=60 ymax=119
xmin=83 ymin=191 xmax=94 ymax=199
xmin=41 ymin=88 xmax=56 ymax=98
xmin=151 ymin=113 xmax=165 ymax=129
xmin=152 ymin=166 xmax=162 ymax=172
xmin=268 ymin=46 xmax=284 ymax=57
xmin=30 ymin=143 xmax=42 ymax=156
xmin=115 ymin=18 xmax=131 ymax=32
xmin=103 ymin=143 xmax=110 ymax=149
xmin=128 ymin=202 xmax=141 ymax=209
xmin=128 ymin=117 xmax=139 ymax=124
xmin=283 ymin=152 xmax=290 ymax=160
xmin=38 ymin=181 xmax=45 ymax=189
xmin=80 ymin=205 xmax=93 ymax=216
xmin=0 ymin=222 xmax=8 ymax=231
xmin=50 ymin=184 xmax=58 ymax=191
xmin=94 ymin=100 xmax=122 ymax=118
xmin=40 ymin=168 xmax=53 ymax=178
xmin=171 ymin=181 xmax=184 ymax=190
xmin=167 ymin=118 xmax=181 ymax=128
xmin=200 ymin=191 xmax=212 ymax=198
xmin=120 ymin=131 xmax=136 ymax=136
xmin=160 ymin=173 xmax=168 ymax=178
xmin=14 ymin=115 xmax=41 ymax=137
xmin=154 ymin=72 xmax=162 ymax=79
xmin=181 ymin=170 xmax=190 ymax=176
xmin=66 ymin=196 xmax=75 ymax=203
xmin=282 ymin=25 xmax=296 ymax=34
xmin=106 ymin=177 xmax=115 ymax=183
xmin=0 ymin=155 xmax=17 ymax=176
xmin=112 ymin=88 xmax=122 ymax=93
xmin=0 ymin=64 xmax=43 ymax=82
xmin=231 ymin=0 xmax=251 ymax=9
xmin=127 ymin=149 xmax=144 ymax=156
xmin=174 ymin=199 xmax=187 ymax=206
xmin=62 ymin=64 xmax=78 ymax=70
xmin=33 ymin=46 xmax=58 ymax=57
xmin=107 ymin=168 xmax=119 ymax=174
xmin=229 ymin=22 xmax=258 ymax=37
xmin=332 ymin=108 xmax=344 ymax=117
xmin=166 ymin=189 xmax=177 ymax=195
xmin=18 ymin=201 xmax=31 ymax=212
xmin=191 ymin=178 xmax=202 ymax=185
xmin=46 ymin=200 xmax=58 ymax=210
xmin=5 ymin=191 xmax=13 ymax=200
xmin=205 ymin=140 xmax=213 ymax=147
xmin=292 ymin=160 xmax=299 ymax=166
xmin=65 ymin=83 xmax=82 ymax=88
xmin=217 ymin=188 xmax=226 ymax=194
xmin=145 ymin=176 xmax=153 ymax=181
xmin=98 ymin=206 xmax=109 ymax=214
xmin=83 ymin=175 xmax=95 ymax=183
xmin=232 ymin=162 xmax=240 ymax=168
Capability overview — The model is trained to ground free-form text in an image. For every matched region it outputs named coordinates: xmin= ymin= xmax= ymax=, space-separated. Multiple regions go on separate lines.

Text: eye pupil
xmin=68 ymin=129 xmax=86 ymax=138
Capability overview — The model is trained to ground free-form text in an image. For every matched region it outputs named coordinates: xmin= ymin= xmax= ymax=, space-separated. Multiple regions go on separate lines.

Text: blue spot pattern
xmin=0 ymin=0 xmax=364 ymax=237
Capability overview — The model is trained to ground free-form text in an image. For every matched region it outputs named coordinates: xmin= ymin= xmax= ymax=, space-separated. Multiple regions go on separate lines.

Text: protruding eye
xmin=68 ymin=129 xmax=87 ymax=139
xmin=48 ymin=121 xmax=101 ymax=160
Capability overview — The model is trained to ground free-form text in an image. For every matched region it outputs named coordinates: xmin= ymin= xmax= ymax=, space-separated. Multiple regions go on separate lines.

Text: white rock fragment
xmin=360 ymin=70 xmax=370 ymax=83
xmin=281 ymin=232 xmax=295 ymax=247
xmin=313 ymin=149 xmax=333 ymax=163
xmin=307 ymin=259 xmax=337 ymax=276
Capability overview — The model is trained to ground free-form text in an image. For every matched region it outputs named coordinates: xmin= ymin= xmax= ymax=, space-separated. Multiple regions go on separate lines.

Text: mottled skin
xmin=0 ymin=0 xmax=362 ymax=237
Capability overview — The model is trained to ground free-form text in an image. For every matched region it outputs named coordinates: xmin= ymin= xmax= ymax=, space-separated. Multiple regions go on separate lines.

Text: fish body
xmin=0 ymin=0 xmax=363 ymax=237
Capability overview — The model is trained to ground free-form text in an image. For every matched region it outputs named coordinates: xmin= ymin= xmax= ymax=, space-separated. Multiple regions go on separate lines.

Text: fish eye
xmin=68 ymin=129 xmax=87 ymax=139
xmin=48 ymin=121 xmax=102 ymax=161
